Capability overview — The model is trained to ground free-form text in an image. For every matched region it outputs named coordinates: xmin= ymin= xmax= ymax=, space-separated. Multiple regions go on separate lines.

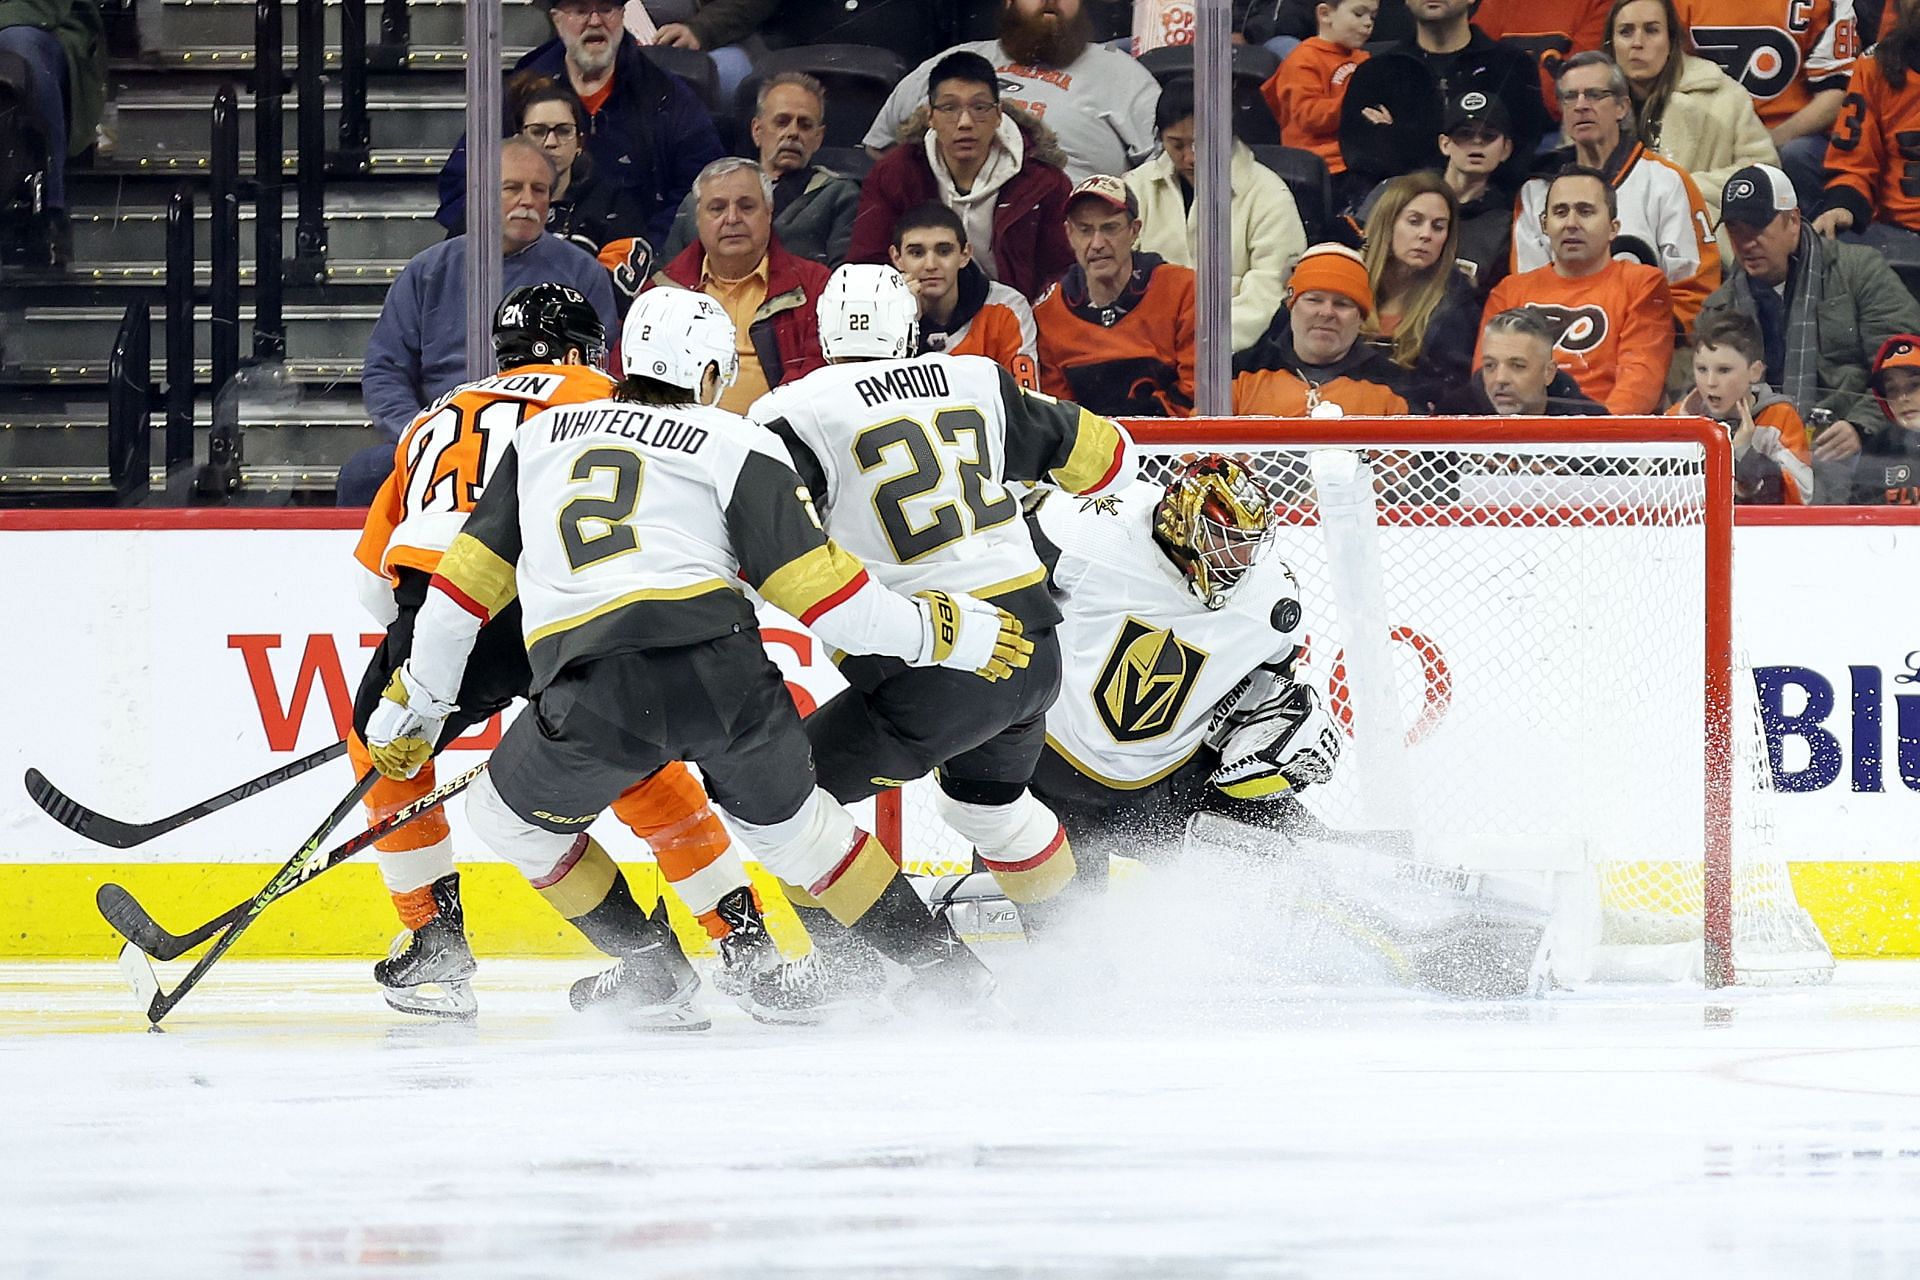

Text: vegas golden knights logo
xmin=1093 ymin=616 xmax=1209 ymax=743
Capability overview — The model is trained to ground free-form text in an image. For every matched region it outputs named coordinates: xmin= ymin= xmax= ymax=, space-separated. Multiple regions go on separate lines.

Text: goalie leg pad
xmin=935 ymin=789 xmax=1076 ymax=905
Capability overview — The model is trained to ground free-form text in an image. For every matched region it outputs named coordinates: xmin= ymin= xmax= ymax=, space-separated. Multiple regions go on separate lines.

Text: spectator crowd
xmin=340 ymin=0 xmax=1920 ymax=505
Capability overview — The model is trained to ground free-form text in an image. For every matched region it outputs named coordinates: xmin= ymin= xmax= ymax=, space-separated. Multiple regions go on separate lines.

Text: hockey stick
xmin=25 ymin=740 xmax=349 ymax=849
xmin=110 ymin=761 xmax=484 ymax=1026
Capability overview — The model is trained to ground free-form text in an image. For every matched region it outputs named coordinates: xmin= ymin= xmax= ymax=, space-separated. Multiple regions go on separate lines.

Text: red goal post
xmin=877 ymin=415 xmax=1757 ymax=987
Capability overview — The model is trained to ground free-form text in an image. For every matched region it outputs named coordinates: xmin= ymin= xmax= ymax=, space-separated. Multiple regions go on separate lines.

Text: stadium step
xmin=71 ymin=204 xmax=438 ymax=270
xmin=109 ymin=87 xmax=472 ymax=158
xmin=0 ymin=305 xmax=382 ymax=368
xmin=135 ymin=0 xmax=552 ymax=58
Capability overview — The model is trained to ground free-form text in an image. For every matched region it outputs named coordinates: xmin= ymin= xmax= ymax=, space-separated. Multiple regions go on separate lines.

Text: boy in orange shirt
xmin=1670 ymin=310 xmax=1813 ymax=504
xmin=1261 ymin=0 xmax=1377 ymax=179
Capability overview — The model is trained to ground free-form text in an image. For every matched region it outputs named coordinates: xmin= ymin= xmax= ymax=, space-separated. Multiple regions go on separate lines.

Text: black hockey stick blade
xmin=124 ymin=762 xmax=486 ymax=1024
xmin=25 ymin=740 xmax=349 ymax=849
xmin=96 ymin=883 xmax=244 ymax=963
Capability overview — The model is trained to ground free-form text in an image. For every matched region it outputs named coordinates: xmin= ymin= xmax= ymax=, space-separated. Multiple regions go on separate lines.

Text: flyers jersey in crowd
xmin=1472 ymin=0 xmax=1611 ymax=121
xmin=751 ymin=353 xmax=1131 ymax=629
xmin=1824 ymin=54 xmax=1920 ymax=233
xmin=1480 ymin=257 xmax=1675 ymax=415
xmin=1031 ymin=481 xmax=1302 ymax=788
xmin=353 ymin=364 xmax=615 ymax=581
xmin=1679 ymin=0 xmax=1858 ymax=130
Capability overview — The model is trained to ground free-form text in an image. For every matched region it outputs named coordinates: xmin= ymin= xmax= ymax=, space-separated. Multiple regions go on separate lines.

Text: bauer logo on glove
xmin=1209 ymin=683 xmax=1342 ymax=799
xmin=914 ymin=589 xmax=1033 ymax=682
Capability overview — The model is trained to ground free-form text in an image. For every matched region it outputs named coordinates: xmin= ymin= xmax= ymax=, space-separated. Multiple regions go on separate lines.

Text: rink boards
xmin=0 ymin=509 xmax=1916 ymax=958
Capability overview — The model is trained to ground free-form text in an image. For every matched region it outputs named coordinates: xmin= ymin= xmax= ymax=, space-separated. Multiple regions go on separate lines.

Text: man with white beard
xmin=347 ymin=139 xmax=620 ymax=506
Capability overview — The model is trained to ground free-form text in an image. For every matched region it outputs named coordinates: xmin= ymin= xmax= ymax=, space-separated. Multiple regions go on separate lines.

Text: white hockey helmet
xmin=818 ymin=263 xmax=918 ymax=361
xmin=621 ymin=287 xmax=740 ymax=405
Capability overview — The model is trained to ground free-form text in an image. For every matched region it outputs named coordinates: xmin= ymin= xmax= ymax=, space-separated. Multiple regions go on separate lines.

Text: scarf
xmin=1730 ymin=221 xmax=1822 ymax=414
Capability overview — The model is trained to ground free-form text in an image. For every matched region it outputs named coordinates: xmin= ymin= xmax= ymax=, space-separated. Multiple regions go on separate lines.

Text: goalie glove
xmin=1209 ymin=682 xmax=1342 ymax=800
xmin=913 ymin=589 xmax=1033 ymax=682
xmin=364 ymin=663 xmax=461 ymax=780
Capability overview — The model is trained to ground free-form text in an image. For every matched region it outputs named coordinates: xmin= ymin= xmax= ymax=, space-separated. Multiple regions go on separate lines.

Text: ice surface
xmin=5 ymin=951 xmax=1920 ymax=1279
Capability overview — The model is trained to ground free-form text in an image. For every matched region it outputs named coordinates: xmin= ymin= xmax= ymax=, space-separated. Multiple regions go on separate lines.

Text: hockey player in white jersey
xmin=365 ymin=287 xmax=1031 ymax=1022
xmin=748 ymin=263 xmax=1134 ymax=1008
xmin=1024 ymin=454 xmax=1343 ymax=883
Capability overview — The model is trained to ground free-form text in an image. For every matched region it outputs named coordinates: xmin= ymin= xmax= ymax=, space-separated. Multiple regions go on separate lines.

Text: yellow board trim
xmin=524 ymin=577 xmax=733 ymax=648
xmin=7 ymin=860 xmax=1918 ymax=958
xmin=438 ymin=534 xmax=519 ymax=615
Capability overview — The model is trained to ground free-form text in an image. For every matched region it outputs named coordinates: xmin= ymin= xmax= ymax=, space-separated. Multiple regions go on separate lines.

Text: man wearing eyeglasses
xmin=847 ymin=50 xmax=1074 ymax=302
xmin=1510 ymin=50 xmax=1720 ymax=333
xmin=434 ymin=0 xmax=723 ymax=250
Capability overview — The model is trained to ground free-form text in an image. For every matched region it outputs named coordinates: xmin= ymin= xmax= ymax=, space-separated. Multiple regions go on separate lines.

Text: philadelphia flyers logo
xmin=1522 ymin=303 xmax=1610 ymax=354
xmin=1690 ymin=26 xmax=1801 ymax=100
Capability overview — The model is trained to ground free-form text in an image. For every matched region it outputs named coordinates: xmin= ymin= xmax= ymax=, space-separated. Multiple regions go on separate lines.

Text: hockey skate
xmin=375 ymin=874 xmax=479 ymax=1020
xmin=569 ymin=903 xmax=710 ymax=1031
xmin=710 ymin=886 xmax=779 ymax=1002
xmin=888 ymin=927 xmax=1000 ymax=1021
xmin=740 ymin=941 xmax=890 ymax=1026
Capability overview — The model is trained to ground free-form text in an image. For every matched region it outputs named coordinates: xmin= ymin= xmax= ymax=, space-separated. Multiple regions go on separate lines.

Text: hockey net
xmin=878 ymin=417 xmax=1833 ymax=988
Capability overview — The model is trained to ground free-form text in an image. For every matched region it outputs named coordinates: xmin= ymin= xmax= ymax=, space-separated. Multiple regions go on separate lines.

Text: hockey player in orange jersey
xmin=1669 ymin=310 xmax=1813 ymax=502
xmin=1481 ymin=167 xmax=1675 ymax=415
xmin=349 ymin=283 xmax=775 ymax=1019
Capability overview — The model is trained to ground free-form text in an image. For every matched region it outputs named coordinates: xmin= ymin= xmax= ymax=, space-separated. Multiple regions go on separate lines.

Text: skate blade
xmin=382 ymin=979 xmax=479 ymax=1021
xmin=741 ymin=994 xmax=894 ymax=1029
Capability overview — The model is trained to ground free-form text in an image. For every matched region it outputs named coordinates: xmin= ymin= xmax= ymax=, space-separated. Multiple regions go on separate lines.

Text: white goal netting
xmin=884 ymin=419 xmax=1833 ymax=988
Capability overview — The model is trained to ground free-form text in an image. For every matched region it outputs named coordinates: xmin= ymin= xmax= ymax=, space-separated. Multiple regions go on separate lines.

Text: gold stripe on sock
xmin=811 ymin=834 xmax=899 ymax=925
xmin=536 ymin=837 xmax=620 ymax=919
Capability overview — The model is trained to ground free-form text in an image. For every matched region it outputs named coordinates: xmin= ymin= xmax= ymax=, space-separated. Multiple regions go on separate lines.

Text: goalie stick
xmin=25 ymin=740 xmax=348 ymax=849
xmin=109 ymin=761 xmax=485 ymax=1026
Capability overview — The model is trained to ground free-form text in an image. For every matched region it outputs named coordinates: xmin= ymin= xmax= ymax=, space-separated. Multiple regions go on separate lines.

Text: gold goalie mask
xmin=1152 ymin=454 xmax=1276 ymax=609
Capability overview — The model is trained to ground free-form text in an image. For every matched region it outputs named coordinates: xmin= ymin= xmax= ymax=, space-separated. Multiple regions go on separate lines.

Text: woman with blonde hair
xmin=1605 ymin=0 xmax=1775 ymax=227
xmin=1361 ymin=172 xmax=1478 ymax=411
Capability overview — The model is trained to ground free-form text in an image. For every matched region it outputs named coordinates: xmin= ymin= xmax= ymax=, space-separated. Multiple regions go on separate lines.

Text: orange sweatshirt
xmin=1823 ymin=55 xmax=1920 ymax=234
xmin=1480 ymin=258 xmax=1674 ymax=415
xmin=1262 ymin=37 xmax=1369 ymax=176
xmin=1667 ymin=394 xmax=1813 ymax=504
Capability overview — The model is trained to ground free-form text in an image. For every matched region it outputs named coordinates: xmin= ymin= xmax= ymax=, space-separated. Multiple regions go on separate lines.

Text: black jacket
xmin=1338 ymin=29 xmax=1550 ymax=191
xmin=1464 ymin=368 xmax=1608 ymax=416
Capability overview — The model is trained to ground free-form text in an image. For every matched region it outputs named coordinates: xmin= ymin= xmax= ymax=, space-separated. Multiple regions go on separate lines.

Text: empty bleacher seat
xmin=1250 ymin=144 xmax=1332 ymax=245
xmin=643 ymin=43 xmax=725 ymax=116
xmin=733 ymin=44 xmax=910 ymax=150
xmin=1136 ymin=45 xmax=1283 ymax=146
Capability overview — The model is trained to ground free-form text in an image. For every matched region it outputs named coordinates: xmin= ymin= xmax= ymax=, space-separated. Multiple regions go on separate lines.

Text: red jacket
xmin=848 ymin=107 xmax=1075 ymax=303
xmin=648 ymin=235 xmax=830 ymax=390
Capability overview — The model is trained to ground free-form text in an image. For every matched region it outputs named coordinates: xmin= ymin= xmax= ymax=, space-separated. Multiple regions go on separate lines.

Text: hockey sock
xmin=609 ymin=765 xmax=757 ymax=940
xmin=348 ymin=732 xmax=457 ymax=925
xmin=935 ymin=791 xmax=1077 ymax=905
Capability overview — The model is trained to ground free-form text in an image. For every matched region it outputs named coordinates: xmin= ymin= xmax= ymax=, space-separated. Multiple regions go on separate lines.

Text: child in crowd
xmin=1860 ymin=334 xmax=1920 ymax=505
xmin=1670 ymin=311 xmax=1812 ymax=504
xmin=1261 ymin=0 xmax=1376 ymax=182
xmin=1436 ymin=92 xmax=1517 ymax=297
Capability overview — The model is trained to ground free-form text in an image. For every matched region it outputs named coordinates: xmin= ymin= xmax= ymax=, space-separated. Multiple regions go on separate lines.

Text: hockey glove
xmin=364 ymin=663 xmax=460 ymax=780
xmin=1209 ymin=683 xmax=1342 ymax=800
xmin=914 ymin=589 xmax=1033 ymax=682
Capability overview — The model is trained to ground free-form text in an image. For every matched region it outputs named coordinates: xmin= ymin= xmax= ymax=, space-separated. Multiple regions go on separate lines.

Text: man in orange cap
xmin=1231 ymin=243 xmax=1412 ymax=416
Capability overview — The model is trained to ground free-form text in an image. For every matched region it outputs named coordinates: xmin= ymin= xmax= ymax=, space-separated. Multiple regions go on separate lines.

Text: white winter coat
xmin=1647 ymin=54 xmax=1778 ymax=217
xmin=1125 ymin=141 xmax=1307 ymax=353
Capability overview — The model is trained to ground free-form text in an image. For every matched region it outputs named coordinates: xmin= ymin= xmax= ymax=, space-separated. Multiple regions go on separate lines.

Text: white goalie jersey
xmin=1034 ymin=481 xmax=1306 ymax=788
xmin=749 ymin=353 xmax=1131 ymax=627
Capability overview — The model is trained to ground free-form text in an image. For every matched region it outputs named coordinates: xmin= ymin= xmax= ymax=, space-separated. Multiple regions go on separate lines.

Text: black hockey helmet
xmin=492 ymin=283 xmax=607 ymax=371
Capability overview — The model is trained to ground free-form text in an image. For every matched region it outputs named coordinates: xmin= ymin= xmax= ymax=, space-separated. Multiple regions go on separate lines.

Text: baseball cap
xmin=1442 ymin=90 xmax=1512 ymax=138
xmin=1717 ymin=163 xmax=1797 ymax=229
xmin=1067 ymin=174 xmax=1139 ymax=219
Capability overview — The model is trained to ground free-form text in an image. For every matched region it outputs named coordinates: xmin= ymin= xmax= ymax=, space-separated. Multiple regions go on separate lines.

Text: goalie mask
xmin=492 ymin=283 xmax=608 ymax=372
xmin=818 ymin=263 xmax=918 ymax=360
xmin=1153 ymin=454 xmax=1276 ymax=610
xmin=621 ymin=287 xmax=739 ymax=405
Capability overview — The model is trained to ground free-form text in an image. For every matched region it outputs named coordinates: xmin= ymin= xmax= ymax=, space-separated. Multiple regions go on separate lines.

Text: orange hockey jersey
xmin=1480 ymin=258 xmax=1674 ymax=414
xmin=1668 ymin=393 xmax=1813 ymax=503
xmin=1822 ymin=54 xmax=1920 ymax=233
xmin=1679 ymin=0 xmax=1858 ymax=130
xmin=1472 ymin=0 xmax=1611 ymax=122
xmin=353 ymin=362 xmax=617 ymax=580
xmin=1261 ymin=37 xmax=1369 ymax=175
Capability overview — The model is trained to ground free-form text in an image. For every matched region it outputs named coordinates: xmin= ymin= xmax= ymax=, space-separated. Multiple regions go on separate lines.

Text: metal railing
xmin=107 ymin=302 xmax=154 ymax=505
xmin=162 ymin=184 xmax=195 ymax=489
xmin=202 ymin=85 xmax=245 ymax=498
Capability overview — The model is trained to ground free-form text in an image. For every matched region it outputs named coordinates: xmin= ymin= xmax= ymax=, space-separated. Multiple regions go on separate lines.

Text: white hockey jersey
xmin=1035 ymin=481 xmax=1305 ymax=787
xmin=750 ymin=353 xmax=1131 ymax=629
xmin=419 ymin=394 xmax=928 ymax=692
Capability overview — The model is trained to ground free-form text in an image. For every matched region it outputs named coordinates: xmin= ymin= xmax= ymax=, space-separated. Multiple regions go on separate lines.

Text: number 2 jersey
xmin=748 ymin=353 xmax=1133 ymax=632
xmin=1031 ymin=482 xmax=1305 ymax=789
xmin=353 ymin=364 xmax=617 ymax=582
xmin=417 ymin=394 xmax=935 ymax=694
